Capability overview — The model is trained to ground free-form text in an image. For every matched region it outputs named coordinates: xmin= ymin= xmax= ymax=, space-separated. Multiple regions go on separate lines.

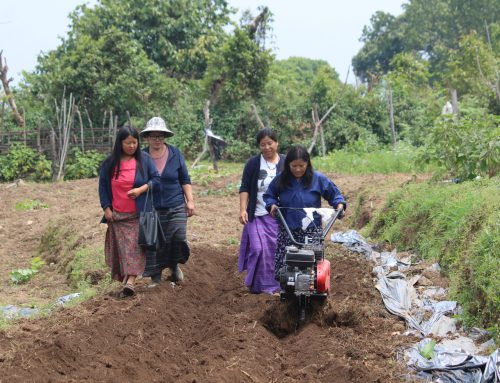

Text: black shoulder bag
xmin=138 ymin=182 xmax=165 ymax=250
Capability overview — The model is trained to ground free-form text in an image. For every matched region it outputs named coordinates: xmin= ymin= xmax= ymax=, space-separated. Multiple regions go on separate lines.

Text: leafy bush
xmin=0 ymin=143 xmax=52 ymax=181
xmin=65 ymin=148 xmax=106 ymax=180
xmin=368 ymin=178 xmax=500 ymax=332
xmin=420 ymin=113 xmax=500 ymax=180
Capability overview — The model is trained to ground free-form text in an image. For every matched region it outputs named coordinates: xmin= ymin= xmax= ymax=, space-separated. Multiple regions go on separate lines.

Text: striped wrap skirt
xmin=143 ymin=204 xmax=190 ymax=277
xmin=104 ymin=211 xmax=145 ymax=282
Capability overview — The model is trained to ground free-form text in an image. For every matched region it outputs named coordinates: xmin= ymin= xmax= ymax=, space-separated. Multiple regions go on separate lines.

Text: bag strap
xmin=142 ymin=181 xmax=154 ymax=213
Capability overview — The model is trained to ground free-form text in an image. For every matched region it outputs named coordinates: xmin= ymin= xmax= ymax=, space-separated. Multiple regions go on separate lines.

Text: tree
xmin=192 ymin=7 xmax=273 ymax=162
xmin=383 ymin=52 xmax=441 ymax=146
xmin=0 ymin=51 xmax=25 ymax=128
xmin=353 ymin=0 xmax=500 ymax=85
xmin=446 ymin=28 xmax=500 ymax=110
xmin=25 ymin=27 xmax=176 ymax=131
xmin=68 ymin=0 xmax=232 ymax=79
xmin=352 ymin=11 xmax=406 ymax=84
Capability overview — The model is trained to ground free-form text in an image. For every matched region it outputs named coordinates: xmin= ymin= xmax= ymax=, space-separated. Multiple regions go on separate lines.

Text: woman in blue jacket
xmin=140 ymin=117 xmax=195 ymax=285
xmin=238 ymin=128 xmax=285 ymax=294
xmin=98 ymin=125 xmax=160 ymax=296
xmin=264 ymin=145 xmax=346 ymax=279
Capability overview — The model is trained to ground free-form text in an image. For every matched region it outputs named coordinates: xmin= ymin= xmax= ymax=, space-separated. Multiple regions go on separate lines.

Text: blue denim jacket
xmin=98 ymin=152 xmax=160 ymax=221
xmin=263 ymin=171 xmax=346 ymax=230
xmin=143 ymin=145 xmax=191 ymax=209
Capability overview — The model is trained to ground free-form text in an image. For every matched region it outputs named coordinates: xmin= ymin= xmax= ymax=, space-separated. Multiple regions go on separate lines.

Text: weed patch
xmin=15 ymin=199 xmax=48 ymax=211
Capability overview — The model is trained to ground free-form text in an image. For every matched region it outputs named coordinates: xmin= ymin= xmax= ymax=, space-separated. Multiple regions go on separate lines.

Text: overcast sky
xmin=1 ymin=0 xmax=406 ymax=85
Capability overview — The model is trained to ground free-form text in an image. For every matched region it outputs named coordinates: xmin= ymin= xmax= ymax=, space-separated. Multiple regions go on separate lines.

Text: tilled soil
xmin=0 ymin=245 xmax=414 ymax=382
xmin=0 ymin=172 xmax=420 ymax=382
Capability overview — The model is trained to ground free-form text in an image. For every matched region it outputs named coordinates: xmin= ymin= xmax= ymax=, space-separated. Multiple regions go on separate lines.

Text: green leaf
xmin=420 ymin=339 xmax=436 ymax=360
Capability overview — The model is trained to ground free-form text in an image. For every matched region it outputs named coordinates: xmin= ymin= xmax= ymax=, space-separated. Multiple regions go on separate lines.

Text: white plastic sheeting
xmin=0 ymin=292 xmax=81 ymax=319
xmin=331 ymin=230 xmax=499 ymax=382
xmin=406 ymin=340 xmax=499 ymax=382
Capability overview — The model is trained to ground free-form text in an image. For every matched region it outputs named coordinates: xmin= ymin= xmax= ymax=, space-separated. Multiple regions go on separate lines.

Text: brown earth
xmin=0 ymin=171 xmax=423 ymax=382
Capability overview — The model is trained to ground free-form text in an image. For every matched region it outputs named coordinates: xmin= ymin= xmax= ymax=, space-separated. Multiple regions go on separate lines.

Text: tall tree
xmin=352 ymin=11 xmax=407 ymax=83
xmin=68 ymin=0 xmax=232 ymax=79
xmin=353 ymin=0 xmax=500 ymax=84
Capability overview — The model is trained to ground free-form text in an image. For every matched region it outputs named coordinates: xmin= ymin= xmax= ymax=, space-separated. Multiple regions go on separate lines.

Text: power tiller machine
xmin=275 ymin=207 xmax=343 ymax=322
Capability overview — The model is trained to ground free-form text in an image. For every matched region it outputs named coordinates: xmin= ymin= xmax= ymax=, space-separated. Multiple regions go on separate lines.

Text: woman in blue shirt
xmin=140 ymin=117 xmax=195 ymax=285
xmin=263 ymin=145 xmax=346 ymax=279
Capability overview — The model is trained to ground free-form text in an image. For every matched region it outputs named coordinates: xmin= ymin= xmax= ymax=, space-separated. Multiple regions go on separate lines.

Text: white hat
xmin=141 ymin=117 xmax=174 ymax=137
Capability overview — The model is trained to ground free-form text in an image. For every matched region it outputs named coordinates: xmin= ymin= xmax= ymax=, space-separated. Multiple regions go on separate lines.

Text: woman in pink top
xmin=99 ymin=125 xmax=160 ymax=297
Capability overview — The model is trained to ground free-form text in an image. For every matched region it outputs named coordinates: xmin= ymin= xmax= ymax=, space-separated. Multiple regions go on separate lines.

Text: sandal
xmin=122 ymin=283 xmax=136 ymax=297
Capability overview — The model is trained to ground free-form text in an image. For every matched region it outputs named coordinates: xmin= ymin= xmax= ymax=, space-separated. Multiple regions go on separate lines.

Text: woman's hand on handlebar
xmin=269 ymin=204 xmax=278 ymax=217
xmin=336 ymin=203 xmax=346 ymax=218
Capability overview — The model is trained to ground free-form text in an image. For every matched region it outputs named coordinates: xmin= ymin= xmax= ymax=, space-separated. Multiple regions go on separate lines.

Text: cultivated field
xmin=0 ymin=172 xmax=430 ymax=382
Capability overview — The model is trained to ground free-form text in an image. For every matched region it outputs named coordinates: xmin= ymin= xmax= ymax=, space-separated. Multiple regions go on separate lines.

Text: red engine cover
xmin=316 ymin=259 xmax=330 ymax=293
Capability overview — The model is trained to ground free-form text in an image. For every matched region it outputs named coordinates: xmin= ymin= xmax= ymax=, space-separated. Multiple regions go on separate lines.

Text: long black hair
xmin=107 ymin=125 xmax=144 ymax=180
xmin=256 ymin=127 xmax=278 ymax=146
xmin=278 ymin=145 xmax=314 ymax=190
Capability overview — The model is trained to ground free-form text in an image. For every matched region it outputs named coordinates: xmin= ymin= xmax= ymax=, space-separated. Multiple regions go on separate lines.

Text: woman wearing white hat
xmin=141 ymin=117 xmax=195 ymax=285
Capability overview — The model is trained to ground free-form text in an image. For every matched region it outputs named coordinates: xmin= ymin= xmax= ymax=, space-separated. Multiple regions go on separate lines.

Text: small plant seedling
xmin=420 ymin=340 xmax=436 ymax=360
xmin=9 ymin=257 xmax=45 ymax=284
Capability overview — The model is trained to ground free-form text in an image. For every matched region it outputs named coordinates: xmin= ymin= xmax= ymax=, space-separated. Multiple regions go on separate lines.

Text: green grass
xmin=68 ymin=246 xmax=108 ymax=288
xmin=189 ymin=161 xmax=243 ymax=186
xmin=367 ymin=177 xmax=500 ymax=338
xmin=188 ymin=146 xmax=438 ymax=179
xmin=15 ymin=199 xmax=48 ymax=211
xmin=313 ymin=145 xmax=438 ymax=175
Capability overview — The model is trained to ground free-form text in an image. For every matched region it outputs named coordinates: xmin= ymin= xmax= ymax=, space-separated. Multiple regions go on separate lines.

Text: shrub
xmin=420 ymin=113 xmax=500 ymax=180
xmin=65 ymin=148 xmax=106 ymax=180
xmin=0 ymin=143 xmax=52 ymax=181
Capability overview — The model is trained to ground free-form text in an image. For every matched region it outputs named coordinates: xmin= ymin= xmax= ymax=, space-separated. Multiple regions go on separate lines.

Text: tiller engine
xmin=276 ymin=207 xmax=343 ymax=322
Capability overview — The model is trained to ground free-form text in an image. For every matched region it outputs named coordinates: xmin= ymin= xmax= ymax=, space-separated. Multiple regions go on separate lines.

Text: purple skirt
xmin=238 ymin=214 xmax=280 ymax=294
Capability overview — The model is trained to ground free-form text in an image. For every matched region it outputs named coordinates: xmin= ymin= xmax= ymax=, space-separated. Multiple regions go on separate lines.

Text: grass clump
xmin=367 ymin=177 xmax=499 ymax=336
xmin=38 ymin=221 xmax=109 ymax=288
xmin=15 ymin=199 xmax=48 ymax=211
xmin=38 ymin=222 xmax=82 ymax=271
xmin=68 ymin=246 xmax=108 ymax=288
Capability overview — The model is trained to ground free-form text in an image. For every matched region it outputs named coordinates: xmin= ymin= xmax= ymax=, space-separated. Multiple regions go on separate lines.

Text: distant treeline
xmin=0 ymin=0 xmax=498 ymax=179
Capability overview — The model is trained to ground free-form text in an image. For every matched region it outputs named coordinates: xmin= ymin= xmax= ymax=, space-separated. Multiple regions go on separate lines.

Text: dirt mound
xmin=0 ymin=244 xmax=414 ymax=382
